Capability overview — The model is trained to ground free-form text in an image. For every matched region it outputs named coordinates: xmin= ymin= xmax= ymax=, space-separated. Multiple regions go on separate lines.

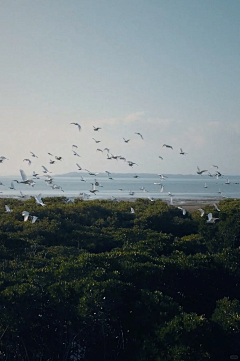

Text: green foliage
xmin=0 ymin=197 xmax=239 ymax=359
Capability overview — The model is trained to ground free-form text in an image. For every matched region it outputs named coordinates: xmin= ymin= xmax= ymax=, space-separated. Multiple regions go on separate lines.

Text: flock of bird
xmin=0 ymin=122 xmax=231 ymax=224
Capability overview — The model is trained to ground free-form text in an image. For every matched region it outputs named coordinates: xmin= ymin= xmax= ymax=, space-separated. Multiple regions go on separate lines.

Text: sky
xmin=0 ymin=0 xmax=240 ymax=176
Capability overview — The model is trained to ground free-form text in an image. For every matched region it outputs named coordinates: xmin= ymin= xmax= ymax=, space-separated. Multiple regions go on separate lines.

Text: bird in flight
xmin=93 ymin=126 xmax=101 ymax=131
xmin=213 ymin=203 xmax=220 ymax=211
xmin=23 ymin=159 xmax=32 ymax=166
xmin=131 ymin=207 xmax=135 ymax=214
xmin=42 ymin=166 xmax=52 ymax=174
xmin=198 ymin=208 xmax=205 ymax=217
xmin=197 ymin=166 xmax=208 ymax=175
xmin=22 ymin=211 xmax=30 ymax=222
xmin=35 ymin=194 xmax=46 ymax=206
xmin=163 ymin=144 xmax=173 ymax=149
xmin=177 ymin=207 xmax=187 ymax=215
xmin=92 ymin=138 xmax=101 ymax=143
xmin=135 ymin=132 xmax=143 ymax=139
xmin=123 ymin=137 xmax=130 ymax=143
xmin=5 ymin=205 xmax=12 ymax=213
xmin=70 ymin=123 xmax=81 ymax=131
xmin=30 ymin=151 xmax=38 ymax=158
xmin=206 ymin=213 xmax=219 ymax=224
xmin=72 ymin=150 xmax=80 ymax=157
xmin=158 ymin=156 xmax=163 ymax=160
xmin=180 ymin=148 xmax=187 ymax=155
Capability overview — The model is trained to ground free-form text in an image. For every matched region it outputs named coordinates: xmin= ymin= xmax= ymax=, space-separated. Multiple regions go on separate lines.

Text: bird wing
xmin=207 ymin=213 xmax=213 ymax=221
xmin=20 ymin=169 xmax=27 ymax=181
xmin=31 ymin=216 xmax=38 ymax=223
xmin=5 ymin=205 xmax=10 ymax=212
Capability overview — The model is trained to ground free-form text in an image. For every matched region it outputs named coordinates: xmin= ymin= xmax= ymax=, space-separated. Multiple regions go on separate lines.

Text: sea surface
xmin=1 ymin=173 xmax=240 ymax=201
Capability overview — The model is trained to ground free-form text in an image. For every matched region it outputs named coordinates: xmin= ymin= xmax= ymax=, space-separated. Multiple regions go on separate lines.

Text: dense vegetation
xmin=0 ymin=197 xmax=239 ymax=360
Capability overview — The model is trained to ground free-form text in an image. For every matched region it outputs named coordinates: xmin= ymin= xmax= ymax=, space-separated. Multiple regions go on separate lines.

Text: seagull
xmin=76 ymin=163 xmax=82 ymax=170
xmin=49 ymin=159 xmax=56 ymax=164
xmin=135 ymin=132 xmax=143 ymax=139
xmin=31 ymin=216 xmax=38 ymax=224
xmin=197 ymin=166 xmax=208 ymax=175
xmin=79 ymin=192 xmax=90 ymax=200
xmin=212 ymin=165 xmax=219 ymax=169
xmin=35 ymin=194 xmax=46 ymax=206
xmin=123 ymin=137 xmax=130 ymax=143
xmin=72 ymin=145 xmax=78 ymax=148
xmin=105 ymin=171 xmax=111 ymax=176
xmin=180 ymin=148 xmax=187 ymax=155
xmin=198 ymin=208 xmax=205 ymax=217
xmin=55 ymin=156 xmax=63 ymax=161
xmin=168 ymin=192 xmax=173 ymax=196
xmin=133 ymin=174 xmax=139 ymax=178
xmin=70 ymin=123 xmax=81 ymax=131
xmin=30 ymin=151 xmax=38 ymax=158
xmin=32 ymin=171 xmax=40 ymax=179
xmin=178 ymin=207 xmax=187 ymax=215
xmin=23 ymin=159 xmax=32 ymax=166
xmin=92 ymin=138 xmax=101 ymax=144
xmin=48 ymin=152 xmax=54 ymax=156
xmin=225 ymin=178 xmax=230 ymax=184
xmin=158 ymin=156 xmax=163 ymax=160
xmin=42 ymin=166 xmax=52 ymax=174
xmin=162 ymin=144 xmax=173 ymax=149
xmin=93 ymin=126 xmax=101 ymax=131
xmin=22 ymin=211 xmax=30 ymax=222
xmin=213 ymin=203 xmax=220 ymax=211
xmin=79 ymin=175 xmax=86 ymax=182
xmin=158 ymin=174 xmax=168 ymax=179
xmin=96 ymin=148 xmax=103 ymax=152
xmin=72 ymin=150 xmax=80 ymax=157
xmin=130 ymin=207 xmax=135 ymax=214
xmin=129 ymin=190 xmax=135 ymax=196
xmin=89 ymin=183 xmax=98 ymax=195
xmin=127 ymin=161 xmax=138 ymax=167
xmin=104 ymin=148 xmax=110 ymax=153
xmin=5 ymin=205 xmax=12 ymax=213
xmin=169 ymin=197 xmax=173 ymax=206
xmin=19 ymin=191 xmax=26 ymax=199
xmin=204 ymin=183 xmax=208 ymax=188
xmin=206 ymin=213 xmax=219 ymax=224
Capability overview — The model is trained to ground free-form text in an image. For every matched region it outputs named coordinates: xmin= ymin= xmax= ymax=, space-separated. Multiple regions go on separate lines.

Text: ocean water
xmin=1 ymin=173 xmax=240 ymax=200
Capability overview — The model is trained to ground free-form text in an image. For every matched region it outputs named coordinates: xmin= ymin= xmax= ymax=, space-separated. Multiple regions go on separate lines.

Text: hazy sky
xmin=1 ymin=0 xmax=240 ymax=176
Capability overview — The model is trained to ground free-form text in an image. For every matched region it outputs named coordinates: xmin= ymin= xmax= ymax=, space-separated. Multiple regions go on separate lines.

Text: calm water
xmin=1 ymin=173 xmax=240 ymax=200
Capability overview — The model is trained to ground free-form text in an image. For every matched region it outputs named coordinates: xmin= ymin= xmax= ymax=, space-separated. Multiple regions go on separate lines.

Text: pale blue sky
xmin=0 ymin=0 xmax=240 ymax=176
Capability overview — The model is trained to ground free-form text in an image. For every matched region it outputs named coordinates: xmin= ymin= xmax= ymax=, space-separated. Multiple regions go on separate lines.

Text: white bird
xmin=105 ymin=171 xmax=111 ymax=176
xmin=79 ymin=192 xmax=90 ymax=200
xmin=30 ymin=151 xmax=38 ymax=158
xmin=158 ymin=174 xmax=168 ymax=179
xmin=49 ymin=159 xmax=55 ymax=164
xmin=72 ymin=150 xmax=80 ymax=157
xmin=19 ymin=191 xmax=26 ymax=199
xmin=204 ymin=183 xmax=208 ymax=188
xmin=213 ymin=203 xmax=220 ymax=211
xmin=35 ymin=194 xmax=46 ymax=206
xmin=70 ymin=122 xmax=81 ymax=131
xmin=225 ymin=178 xmax=230 ymax=184
xmin=197 ymin=166 xmax=208 ymax=175
xmin=130 ymin=207 xmax=135 ymax=214
xmin=5 ymin=205 xmax=12 ymax=213
xmin=135 ymin=132 xmax=143 ymax=139
xmin=129 ymin=190 xmax=135 ymax=196
xmin=198 ymin=208 xmax=205 ymax=217
xmin=32 ymin=171 xmax=40 ymax=178
xmin=168 ymin=192 xmax=173 ymax=196
xmin=163 ymin=144 xmax=173 ymax=149
xmin=22 ymin=211 xmax=30 ymax=222
xmin=89 ymin=183 xmax=99 ymax=195
xmin=80 ymin=175 xmax=86 ymax=182
xmin=207 ymin=213 xmax=219 ymax=224
xmin=148 ymin=197 xmax=155 ymax=202
xmin=18 ymin=169 xmax=35 ymax=186
xmin=123 ymin=137 xmax=130 ymax=143
xmin=169 ymin=197 xmax=173 ymax=206
xmin=42 ymin=166 xmax=52 ymax=174
xmin=178 ymin=206 xmax=186 ymax=215
xmin=31 ymin=216 xmax=38 ymax=224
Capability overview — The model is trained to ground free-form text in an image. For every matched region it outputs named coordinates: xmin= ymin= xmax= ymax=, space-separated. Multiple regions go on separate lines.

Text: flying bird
xmin=206 ymin=213 xmax=219 ymax=224
xmin=42 ymin=166 xmax=52 ymax=174
xmin=93 ymin=126 xmax=101 ymax=131
xmin=197 ymin=166 xmax=208 ymax=175
xmin=35 ymin=194 xmax=46 ymax=206
xmin=135 ymin=132 xmax=143 ymax=139
xmin=92 ymin=138 xmax=101 ymax=143
xmin=23 ymin=159 xmax=32 ymax=165
xmin=213 ymin=203 xmax=220 ymax=211
xmin=22 ymin=211 xmax=30 ymax=222
xmin=76 ymin=163 xmax=82 ymax=170
xmin=30 ymin=151 xmax=38 ymax=158
xmin=177 ymin=207 xmax=187 ymax=215
xmin=131 ymin=207 xmax=135 ymax=214
xmin=5 ymin=205 xmax=12 ymax=213
xmin=162 ymin=144 xmax=173 ymax=149
xmin=31 ymin=216 xmax=38 ymax=224
xmin=70 ymin=123 xmax=81 ymax=131
xmin=123 ymin=137 xmax=130 ymax=143
xmin=198 ymin=208 xmax=205 ymax=217
xmin=72 ymin=150 xmax=80 ymax=157
xmin=180 ymin=148 xmax=187 ymax=155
